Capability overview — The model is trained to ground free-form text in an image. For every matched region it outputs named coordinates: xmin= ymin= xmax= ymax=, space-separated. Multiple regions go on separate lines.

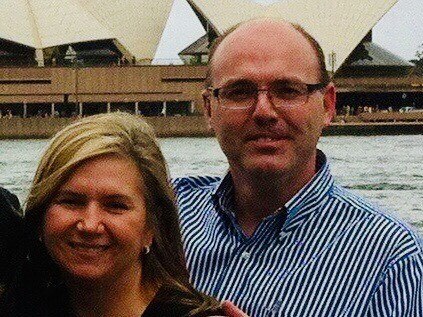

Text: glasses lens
xmin=269 ymin=81 xmax=308 ymax=100
xmin=219 ymin=82 xmax=256 ymax=109
xmin=269 ymin=81 xmax=308 ymax=107
xmin=216 ymin=80 xmax=315 ymax=109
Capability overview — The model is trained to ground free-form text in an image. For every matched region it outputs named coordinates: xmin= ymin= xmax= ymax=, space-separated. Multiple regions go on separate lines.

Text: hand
xmin=221 ymin=301 xmax=250 ymax=317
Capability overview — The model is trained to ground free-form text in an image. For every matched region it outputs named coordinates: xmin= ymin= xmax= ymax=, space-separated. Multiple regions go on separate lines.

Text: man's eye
xmin=272 ymin=84 xmax=305 ymax=99
xmin=221 ymin=86 xmax=254 ymax=101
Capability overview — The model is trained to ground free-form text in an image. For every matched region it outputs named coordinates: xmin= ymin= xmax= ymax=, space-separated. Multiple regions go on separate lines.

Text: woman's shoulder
xmin=142 ymin=285 xmax=225 ymax=317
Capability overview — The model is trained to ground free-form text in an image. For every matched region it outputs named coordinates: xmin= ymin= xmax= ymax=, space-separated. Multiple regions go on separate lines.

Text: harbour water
xmin=0 ymin=135 xmax=422 ymax=233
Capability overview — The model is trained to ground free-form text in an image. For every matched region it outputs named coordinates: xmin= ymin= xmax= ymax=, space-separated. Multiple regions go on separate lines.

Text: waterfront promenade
xmin=0 ymin=114 xmax=422 ymax=139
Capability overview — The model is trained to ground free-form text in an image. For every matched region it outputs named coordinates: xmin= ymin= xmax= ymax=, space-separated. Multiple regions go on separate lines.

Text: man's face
xmin=204 ymin=21 xmax=335 ymax=179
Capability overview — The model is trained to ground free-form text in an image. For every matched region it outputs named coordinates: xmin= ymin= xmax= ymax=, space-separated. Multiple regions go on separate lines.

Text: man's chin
xmin=242 ymin=157 xmax=291 ymax=176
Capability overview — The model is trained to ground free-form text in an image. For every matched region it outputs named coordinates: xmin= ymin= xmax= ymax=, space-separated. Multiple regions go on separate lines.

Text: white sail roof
xmin=186 ymin=0 xmax=399 ymax=72
xmin=0 ymin=0 xmax=174 ymax=60
xmin=77 ymin=0 xmax=174 ymax=60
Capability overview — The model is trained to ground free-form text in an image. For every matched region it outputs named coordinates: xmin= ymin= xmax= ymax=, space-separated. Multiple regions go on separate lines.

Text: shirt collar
xmin=211 ymin=170 xmax=236 ymax=217
xmin=211 ymin=150 xmax=334 ymax=233
xmin=282 ymin=150 xmax=334 ymax=232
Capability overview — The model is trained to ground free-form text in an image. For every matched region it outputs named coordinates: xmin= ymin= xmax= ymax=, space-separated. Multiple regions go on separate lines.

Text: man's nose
xmin=252 ymin=90 xmax=279 ymax=124
xmin=76 ymin=202 xmax=105 ymax=233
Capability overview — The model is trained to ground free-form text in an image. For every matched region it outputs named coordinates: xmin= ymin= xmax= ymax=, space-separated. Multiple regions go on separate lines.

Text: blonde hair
xmin=27 ymin=113 xmax=164 ymax=213
xmin=23 ymin=113 xmax=219 ymax=314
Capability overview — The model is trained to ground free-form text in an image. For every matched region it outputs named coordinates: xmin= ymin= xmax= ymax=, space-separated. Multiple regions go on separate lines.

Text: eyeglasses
xmin=208 ymin=80 xmax=326 ymax=110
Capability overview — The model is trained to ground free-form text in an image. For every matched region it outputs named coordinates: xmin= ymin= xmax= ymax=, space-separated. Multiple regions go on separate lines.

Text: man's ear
xmin=322 ymin=83 xmax=336 ymax=126
xmin=202 ymin=89 xmax=213 ymax=131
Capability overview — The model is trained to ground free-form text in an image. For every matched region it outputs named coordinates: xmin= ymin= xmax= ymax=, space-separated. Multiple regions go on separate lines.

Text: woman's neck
xmin=67 ymin=267 xmax=157 ymax=317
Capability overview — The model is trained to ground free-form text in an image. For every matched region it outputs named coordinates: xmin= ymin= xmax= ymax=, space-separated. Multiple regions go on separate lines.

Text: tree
xmin=416 ymin=44 xmax=423 ymax=60
xmin=411 ymin=44 xmax=423 ymax=75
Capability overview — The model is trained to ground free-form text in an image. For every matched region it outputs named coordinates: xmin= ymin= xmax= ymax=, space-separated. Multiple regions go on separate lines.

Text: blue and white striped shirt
xmin=173 ymin=152 xmax=423 ymax=317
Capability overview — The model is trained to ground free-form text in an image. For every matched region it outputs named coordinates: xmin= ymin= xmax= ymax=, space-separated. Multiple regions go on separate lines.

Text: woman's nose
xmin=76 ymin=202 xmax=105 ymax=233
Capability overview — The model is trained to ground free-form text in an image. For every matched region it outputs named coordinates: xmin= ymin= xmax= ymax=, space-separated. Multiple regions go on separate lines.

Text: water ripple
xmin=1 ymin=135 xmax=422 ymax=234
xmin=345 ymin=183 xmax=418 ymax=191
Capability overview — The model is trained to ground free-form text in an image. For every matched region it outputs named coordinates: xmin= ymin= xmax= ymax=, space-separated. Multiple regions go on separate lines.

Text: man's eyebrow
xmin=221 ymin=76 xmax=306 ymax=86
xmin=220 ymin=78 xmax=255 ymax=87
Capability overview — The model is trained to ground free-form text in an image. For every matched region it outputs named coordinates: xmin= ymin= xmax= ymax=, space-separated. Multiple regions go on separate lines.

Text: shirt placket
xmin=212 ymin=215 xmax=282 ymax=303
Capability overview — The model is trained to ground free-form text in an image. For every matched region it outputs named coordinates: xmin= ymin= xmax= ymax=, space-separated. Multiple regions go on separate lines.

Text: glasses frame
xmin=208 ymin=81 xmax=327 ymax=110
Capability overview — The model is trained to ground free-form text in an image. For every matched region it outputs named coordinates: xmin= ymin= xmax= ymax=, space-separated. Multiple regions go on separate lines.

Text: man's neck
xmin=230 ymin=160 xmax=317 ymax=237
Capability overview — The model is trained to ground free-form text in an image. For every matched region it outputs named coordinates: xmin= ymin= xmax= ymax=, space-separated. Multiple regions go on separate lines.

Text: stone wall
xmin=0 ymin=65 xmax=207 ymax=113
xmin=1 ymin=116 xmax=422 ymax=139
xmin=0 ymin=116 xmax=212 ymax=139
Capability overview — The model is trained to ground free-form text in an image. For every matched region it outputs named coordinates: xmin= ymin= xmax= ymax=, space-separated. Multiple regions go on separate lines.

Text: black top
xmin=0 ymin=187 xmax=23 ymax=285
xmin=142 ymin=286 xmax=225 ymax=317
xmin=1 ymin=282 xmax=225 ymax=317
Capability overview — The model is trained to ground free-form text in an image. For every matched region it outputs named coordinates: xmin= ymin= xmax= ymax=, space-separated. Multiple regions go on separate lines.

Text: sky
xmin=154 ymin=0 xmax=423 ymax=63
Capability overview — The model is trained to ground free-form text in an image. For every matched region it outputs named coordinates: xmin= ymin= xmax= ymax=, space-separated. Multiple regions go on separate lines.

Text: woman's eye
xmin=106 ymin=202 xmax=129 ymax=212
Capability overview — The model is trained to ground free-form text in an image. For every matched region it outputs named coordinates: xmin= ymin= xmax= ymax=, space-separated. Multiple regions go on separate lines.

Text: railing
xmin=357 ymin=111 xmax=423 ymax=122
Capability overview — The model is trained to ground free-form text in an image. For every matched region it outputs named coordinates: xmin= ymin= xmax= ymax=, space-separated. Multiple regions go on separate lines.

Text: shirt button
xmin=241 ymin=251 xmax=251 ymax=260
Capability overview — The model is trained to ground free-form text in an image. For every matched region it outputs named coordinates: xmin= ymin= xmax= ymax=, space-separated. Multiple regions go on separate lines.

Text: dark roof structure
xmin=335 ymin=38 xmax=415 ymax=78
xmin=178 ymin=31 xmax=415 ymax=74
xmin=348 ymin=42 xmax=413 ymax=67
xmin=76 ymin=48 xmax=119 ymax=57
xmin=179 ymin=34 xmax=209 ymax=56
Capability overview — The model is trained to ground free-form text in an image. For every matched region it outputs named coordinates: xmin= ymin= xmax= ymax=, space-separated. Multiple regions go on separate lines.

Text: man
xmin=174 ymin=19 xmax=423 ymax=316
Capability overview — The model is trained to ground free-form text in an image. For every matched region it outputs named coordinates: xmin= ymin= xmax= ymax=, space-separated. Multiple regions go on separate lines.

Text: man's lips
xmin=245 ymin=132 xmax=290 ymax=143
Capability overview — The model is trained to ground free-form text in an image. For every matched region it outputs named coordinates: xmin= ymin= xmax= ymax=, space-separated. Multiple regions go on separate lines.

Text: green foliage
xmin=186 ymin=55 xmax=207 ymax=66
xmin=43 ymin=47 xmax=60 ymax=63
xmin=411 ymin=44 xmax=423 ymax=74
xmin=416 ymin=44 xmax=423 ymax=61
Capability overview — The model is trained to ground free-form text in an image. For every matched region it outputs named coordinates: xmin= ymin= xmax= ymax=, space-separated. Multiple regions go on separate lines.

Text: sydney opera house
xmin=0 ymin=0 xmax=422 ymax=136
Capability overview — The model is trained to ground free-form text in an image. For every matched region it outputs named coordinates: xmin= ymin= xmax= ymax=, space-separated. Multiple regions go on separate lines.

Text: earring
xmin=76 ymin=219 xmax=85 ymax=231
xmin=144 ymin=246 xmax=150 ymax=254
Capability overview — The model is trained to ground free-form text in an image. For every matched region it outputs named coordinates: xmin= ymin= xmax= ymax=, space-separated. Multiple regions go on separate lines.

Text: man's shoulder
xmin=172 ymin=175 xmax=222 ymax=193
xmin=329 ymin=183 xmax=422 ymax=256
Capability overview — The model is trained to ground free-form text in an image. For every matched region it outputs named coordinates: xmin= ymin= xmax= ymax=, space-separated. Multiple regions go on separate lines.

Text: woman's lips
xmin=69 ymin=241 xmax=110 ymax=252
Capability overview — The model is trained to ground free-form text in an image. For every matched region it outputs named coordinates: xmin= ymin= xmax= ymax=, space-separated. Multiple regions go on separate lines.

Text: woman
xmin=0 ymin=113 xmax=225 ymax=317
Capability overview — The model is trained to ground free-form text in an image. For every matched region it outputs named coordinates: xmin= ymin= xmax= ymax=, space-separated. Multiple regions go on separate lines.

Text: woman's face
xmin=43 ymin=154 xmax=152 ymax=283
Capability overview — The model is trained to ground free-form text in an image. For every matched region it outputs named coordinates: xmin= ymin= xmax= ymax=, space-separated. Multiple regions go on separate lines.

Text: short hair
xmin=205 ymin=20 xmax=330 ymax=88
xmin=16 ymin=113 xmax=218 ymax=315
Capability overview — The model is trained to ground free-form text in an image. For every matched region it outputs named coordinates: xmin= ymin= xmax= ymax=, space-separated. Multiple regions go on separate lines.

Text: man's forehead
xmin=227 ymin=19 xmax=295 ymax=40
xmin=211 ymin=19 xmax=321 ymax=82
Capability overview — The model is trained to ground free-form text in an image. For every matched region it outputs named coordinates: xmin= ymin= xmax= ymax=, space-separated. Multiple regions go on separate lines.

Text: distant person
xmin=0 ymin=113 xmax=232 ymax=317
xmin=173 ymin=19 xmax=423 ymax=316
